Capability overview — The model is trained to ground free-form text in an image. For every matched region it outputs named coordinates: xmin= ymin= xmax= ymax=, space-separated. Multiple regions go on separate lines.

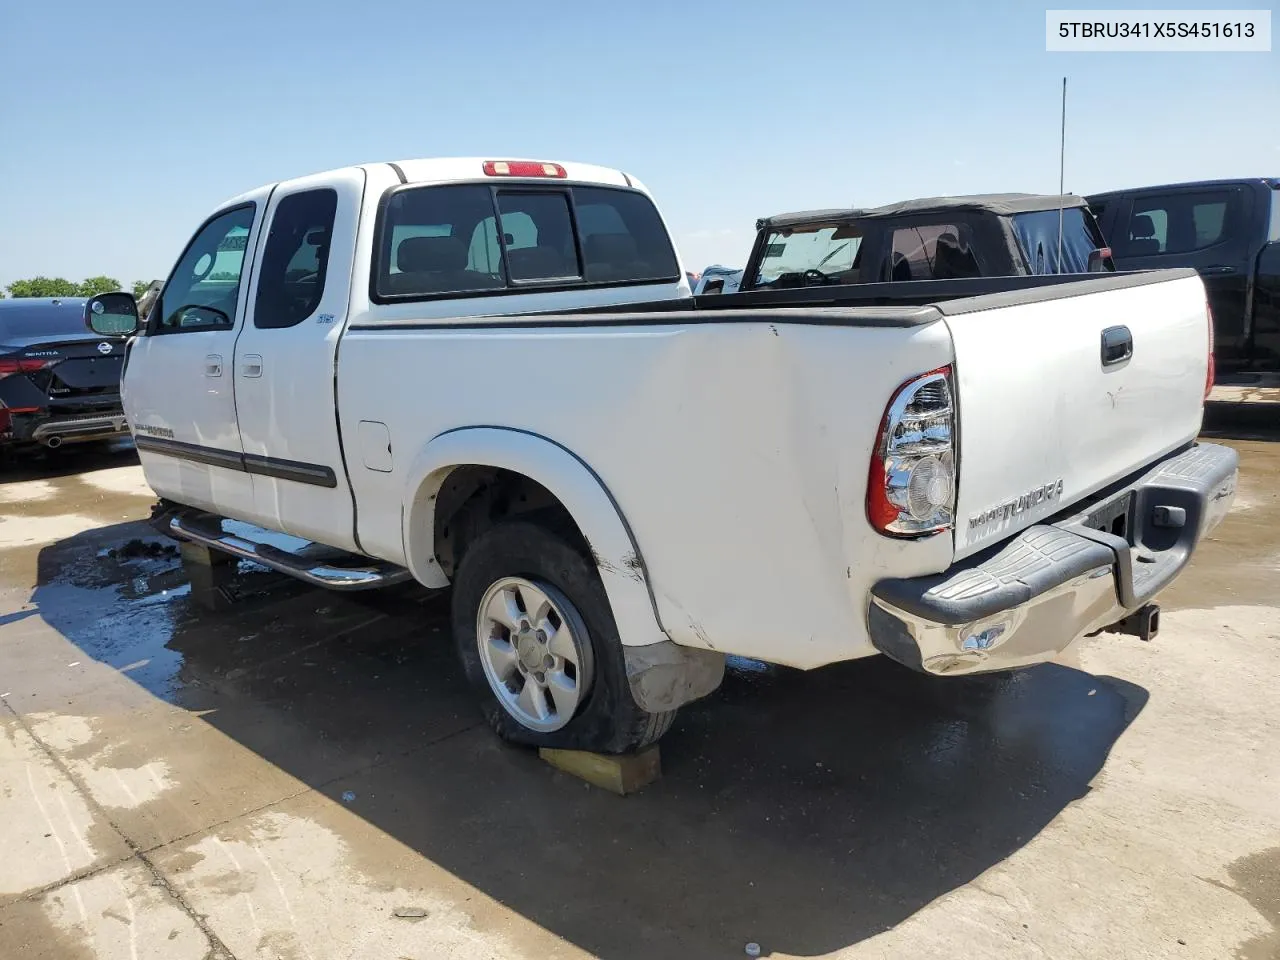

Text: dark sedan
xmin=0 ymin=298 xmax=130 ymax=454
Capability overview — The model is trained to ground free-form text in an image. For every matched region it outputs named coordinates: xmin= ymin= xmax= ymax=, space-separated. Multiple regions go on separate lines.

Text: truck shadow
xmin=0 ymin=438 xmax=137 ymax=482
xmin=31 ymin=521 xmax=1147 ymax=959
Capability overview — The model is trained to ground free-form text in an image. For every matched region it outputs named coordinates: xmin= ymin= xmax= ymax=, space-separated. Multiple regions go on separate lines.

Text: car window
xmin=1113 ymin=190 xmax=1237 ymax=257
xmin=881 ymin=222 xmax=981 ymax=281
xmin=375 ymin=184 xmax=679 ymax=300
xmin=496 ymin=192 xmax=580 ymax=281
xmin=753 ymin=224 xmax=864 ymax=287
xmin=153 ymin=205 xmax=256 ymax=334
xmin=1267 ymin=186 xmax=1280 ymax=243
xmin=254 ymin=189 xmax=338 ymax=329
xmin=1010 ymin=208 xmax=1104 ymax=274
xmin=377 ymin=185 xmax=506 ymax=298
xmin=572 ymin=187 xmax=680 ymax=284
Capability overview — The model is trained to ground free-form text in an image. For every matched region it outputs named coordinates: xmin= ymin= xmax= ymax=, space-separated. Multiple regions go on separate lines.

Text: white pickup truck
xmin=84 ymin=157 xmax=1238 ymax=754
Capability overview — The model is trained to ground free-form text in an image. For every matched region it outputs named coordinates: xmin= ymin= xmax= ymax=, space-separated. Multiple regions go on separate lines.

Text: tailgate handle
xmin=1101 ymin=326 xmax=1132 ymax=367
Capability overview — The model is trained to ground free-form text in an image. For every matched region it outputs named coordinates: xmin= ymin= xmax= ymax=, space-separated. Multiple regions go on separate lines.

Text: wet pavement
xmin=0 ymin=419 xmax=1278 ymax=959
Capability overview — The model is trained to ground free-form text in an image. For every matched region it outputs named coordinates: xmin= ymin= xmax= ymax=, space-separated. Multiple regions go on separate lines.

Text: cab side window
xmin=881 ymin=222 xmax=981 ymax=281
xmin=1113 ymin=191 xmax=1238 ymax=257
xmin=254 ymin=190 xmax=338 ymax=329
xmin=152 ymin=205 xmax=256 ymax=334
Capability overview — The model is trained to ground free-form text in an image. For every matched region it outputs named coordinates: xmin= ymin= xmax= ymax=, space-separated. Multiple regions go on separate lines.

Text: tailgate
xmin=943 ymin=270 xmax=1210 ymax=560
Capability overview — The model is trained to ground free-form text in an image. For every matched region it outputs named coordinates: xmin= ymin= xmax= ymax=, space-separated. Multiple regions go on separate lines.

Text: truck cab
xmin=116 ymin=159 xmax=689 ymax=537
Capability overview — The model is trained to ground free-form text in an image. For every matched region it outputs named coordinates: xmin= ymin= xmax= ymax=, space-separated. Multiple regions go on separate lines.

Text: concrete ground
xmin=0 ymin=412 xmax=1276 ymax=960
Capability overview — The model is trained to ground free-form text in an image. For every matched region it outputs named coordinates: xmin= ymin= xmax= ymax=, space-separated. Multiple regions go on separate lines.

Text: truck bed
xmin=551 ymin=268 xmax=1195 ymax=322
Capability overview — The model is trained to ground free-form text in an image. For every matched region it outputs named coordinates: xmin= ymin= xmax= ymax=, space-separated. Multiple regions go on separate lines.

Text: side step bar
xmin=169 ymin=515 xmax=413 ymax=592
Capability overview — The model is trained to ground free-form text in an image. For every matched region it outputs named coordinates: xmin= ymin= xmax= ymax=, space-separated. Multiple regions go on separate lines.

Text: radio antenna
xmin=1057 ymin=76 xmax=1067 ymax=273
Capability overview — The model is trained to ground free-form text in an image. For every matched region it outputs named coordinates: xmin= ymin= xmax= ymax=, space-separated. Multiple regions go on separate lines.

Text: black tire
xmin=452 ymin=520 xmax=675 ymax=753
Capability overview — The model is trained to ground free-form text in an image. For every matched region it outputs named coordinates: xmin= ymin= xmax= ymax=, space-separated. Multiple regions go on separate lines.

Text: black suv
xmin=0 ymin=298 xmax=130 ymax=454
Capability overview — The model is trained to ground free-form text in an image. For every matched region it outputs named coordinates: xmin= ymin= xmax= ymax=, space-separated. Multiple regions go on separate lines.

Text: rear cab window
xmin=1009 ymin=208 xmax=1108 ymax=274
xmin=373 ymin=182 xmax=679 ymax=301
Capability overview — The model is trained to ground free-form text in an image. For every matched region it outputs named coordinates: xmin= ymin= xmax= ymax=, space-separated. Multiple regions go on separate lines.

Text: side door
xmin=1108 ymin=185 xmax=1257 ymax=371
xmin=124 ymin=195 xmax=268 ymax=519
xmin=232 ymin=170 xmax=365 ymax=551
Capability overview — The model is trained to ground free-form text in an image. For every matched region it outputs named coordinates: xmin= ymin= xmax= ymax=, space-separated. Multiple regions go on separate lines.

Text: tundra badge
xmin=968 ymin=479 xmax=1064 ymax=532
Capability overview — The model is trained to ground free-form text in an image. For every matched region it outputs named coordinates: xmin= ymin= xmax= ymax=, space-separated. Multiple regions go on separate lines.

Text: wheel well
xmin=432 ymin=466 xmax=590 ymax=578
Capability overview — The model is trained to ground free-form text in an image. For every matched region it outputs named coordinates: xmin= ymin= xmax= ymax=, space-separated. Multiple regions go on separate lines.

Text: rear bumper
xmin=4 ymin=409 xmax=129 ymax=446
xmin=868 ymin=442 xmax=1239 ymax=675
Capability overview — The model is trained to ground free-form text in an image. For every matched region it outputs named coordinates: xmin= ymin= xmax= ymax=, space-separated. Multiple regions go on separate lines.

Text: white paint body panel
xmin=341 ymin=320 xmax=957 ymax=668
xmin=947 ymin=274 xmax=1210 ymax=559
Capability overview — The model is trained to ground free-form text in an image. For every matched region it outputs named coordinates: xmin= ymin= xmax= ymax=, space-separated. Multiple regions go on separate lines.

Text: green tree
xmin=6 ymin=277 xmax=80 ymax=298
xmin=76 ymin=276 xmax=122 ymax=297
xmin=132 ymin=279 xmax=158 ymax=299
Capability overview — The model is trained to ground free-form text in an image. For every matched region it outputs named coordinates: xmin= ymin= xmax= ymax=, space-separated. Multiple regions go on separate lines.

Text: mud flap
xmin=624 ymin=641 xmax=726 ymax=712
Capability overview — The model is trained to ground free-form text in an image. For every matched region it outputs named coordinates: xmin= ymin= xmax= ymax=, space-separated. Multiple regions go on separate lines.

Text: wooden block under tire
xmin=538 ymin=745 xmax=661 ymax=795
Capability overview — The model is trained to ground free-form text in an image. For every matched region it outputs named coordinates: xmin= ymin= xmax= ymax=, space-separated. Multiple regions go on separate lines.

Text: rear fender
xmin=401 ymin=426 xmax=669 ymax=648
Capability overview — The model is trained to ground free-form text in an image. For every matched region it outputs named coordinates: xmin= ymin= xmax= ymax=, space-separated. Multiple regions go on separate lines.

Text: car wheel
xmin=452 ymin=520 xmax=674 ymax=753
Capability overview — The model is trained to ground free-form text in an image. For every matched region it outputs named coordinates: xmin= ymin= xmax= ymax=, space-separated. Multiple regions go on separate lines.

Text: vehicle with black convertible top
xmin=86 ymin=158 xmax=1234 ymax=756
xmin=713 ymin=193 xmax=1114 ymax=294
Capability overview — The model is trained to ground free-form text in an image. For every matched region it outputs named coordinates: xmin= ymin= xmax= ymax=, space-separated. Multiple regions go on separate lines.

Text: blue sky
xmin=1 ymin=0 xmax=1275 ymax=288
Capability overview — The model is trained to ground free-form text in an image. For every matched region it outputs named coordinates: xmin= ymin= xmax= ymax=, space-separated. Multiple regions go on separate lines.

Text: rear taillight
xmin=0 ymin=357 xmax=50 ymax=378
xmin=868 ymin=366 xmax=957 ymax=537
xmin=1204 ymin=299 xmax=1215 ymax=400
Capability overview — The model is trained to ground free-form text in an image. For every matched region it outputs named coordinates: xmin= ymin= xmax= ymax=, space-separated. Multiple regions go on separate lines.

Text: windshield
xmin=753 ymin=224 xmax=863 ymax=287
xmin=1011 ymin=207 xmax=1110 ymax=274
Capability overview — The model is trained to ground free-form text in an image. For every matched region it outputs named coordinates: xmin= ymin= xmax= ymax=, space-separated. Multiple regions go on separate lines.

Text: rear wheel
xmin=452 ymin=521 xmax=674 ymax=753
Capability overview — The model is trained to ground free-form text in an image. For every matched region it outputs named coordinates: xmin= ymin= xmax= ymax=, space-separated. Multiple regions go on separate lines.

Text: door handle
xmin=240 ymin=354 xmax=263 ymax=378
xmin=205 ymin=354 xmax=223 ymax=377
xmin=1201 ymin=265 xmax=1237 ymax=275
xmin=1101 ymin=326 xmax=1133 ymax=367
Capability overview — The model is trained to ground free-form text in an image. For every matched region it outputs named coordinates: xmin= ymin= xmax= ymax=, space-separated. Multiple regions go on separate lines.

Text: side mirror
xmin=85 ymin=292 xmax=140 ymax=336
xmin=702 ymin=279 xmax=725 ymax=295
xmin=1087 ymin=247 xmax=1114 ymax=273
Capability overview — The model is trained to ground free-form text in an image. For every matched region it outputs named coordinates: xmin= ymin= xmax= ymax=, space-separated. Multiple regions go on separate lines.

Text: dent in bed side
xmin=400 ymin=426 xmax=670 ymax=648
